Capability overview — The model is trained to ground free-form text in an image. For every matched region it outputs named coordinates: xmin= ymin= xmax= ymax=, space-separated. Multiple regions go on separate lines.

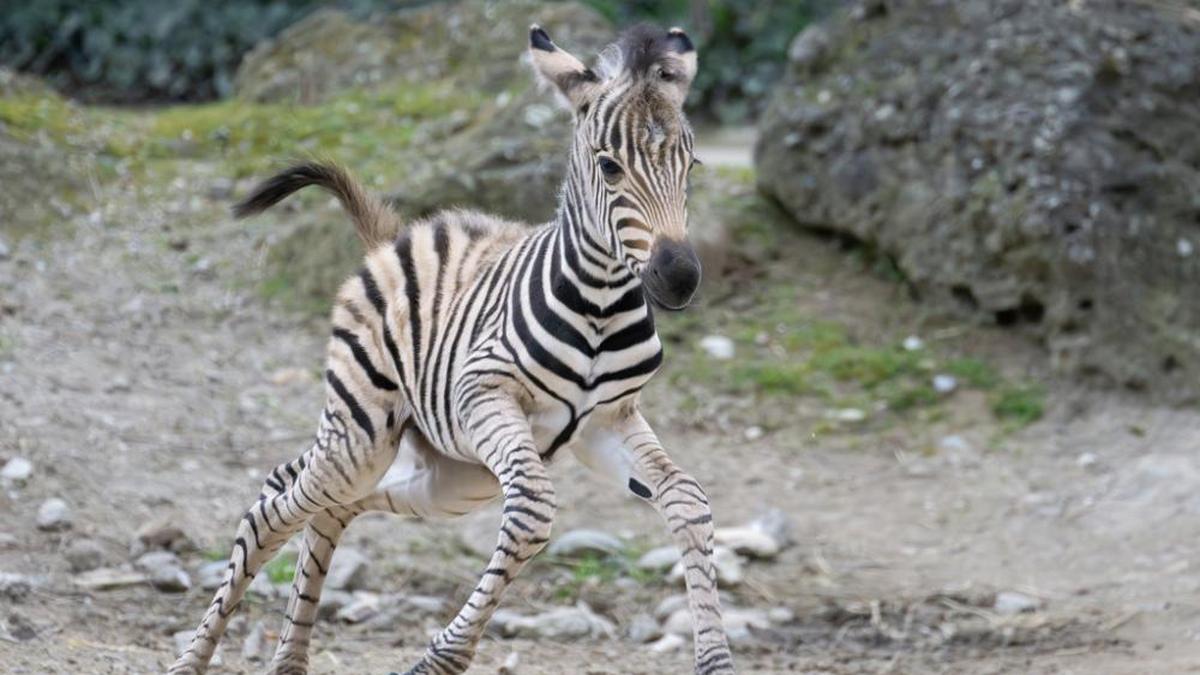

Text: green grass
xmin=992 ymin=384 xmax=1045 ymax=426
xmin=264 ymin=551 xmax=298 ymax=585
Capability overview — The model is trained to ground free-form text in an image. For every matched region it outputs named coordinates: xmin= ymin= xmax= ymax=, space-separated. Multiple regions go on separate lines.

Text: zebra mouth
xmin=643 ymin=239 xmax=701 ymax=310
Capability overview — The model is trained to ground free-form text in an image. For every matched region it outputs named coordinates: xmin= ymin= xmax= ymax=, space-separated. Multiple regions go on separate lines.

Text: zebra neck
xmin=545 ymin=211 xmax=645 ymax=325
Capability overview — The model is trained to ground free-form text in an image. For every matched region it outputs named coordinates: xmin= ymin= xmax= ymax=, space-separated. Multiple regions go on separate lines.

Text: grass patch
xmin=992 ymin=384 xmax=1045 ymax=426
xmin=263 ymin=550 xmax=298 ymax=585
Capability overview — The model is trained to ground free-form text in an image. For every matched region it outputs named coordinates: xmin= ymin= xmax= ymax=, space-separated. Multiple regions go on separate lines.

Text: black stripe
xmin=325 ymin=369 xmax=375 ymax=443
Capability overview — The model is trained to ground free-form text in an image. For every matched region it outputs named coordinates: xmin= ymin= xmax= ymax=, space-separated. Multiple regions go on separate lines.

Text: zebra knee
xmin=659 ymin=471 xmax=714 ymax=551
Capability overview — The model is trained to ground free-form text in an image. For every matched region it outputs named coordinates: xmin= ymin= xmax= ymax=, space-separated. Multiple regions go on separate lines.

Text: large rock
xmin=235 ymin=1 xmax=611 ymax=104
xmin=757 ymin=0 xmax=1200 ymax=400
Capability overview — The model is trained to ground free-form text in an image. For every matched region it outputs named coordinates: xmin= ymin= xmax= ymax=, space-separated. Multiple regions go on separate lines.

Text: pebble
xmin=74 ymin=566 xmax=148 ymax=590
xmin=0 ymin=533 xmax=17 ymax=550
xmin=768 ymin=606 xmax=796 ymax=624
xmin=7 ymin=612 xmax=37 ymax=641
xmin=636 ymin=546 xmax=681 ymax=571
xmin=131 ymin=518 xmax=194 ymax=556
xmin=665 ymin=606 xmax=772 ymax=644
xmin=993 ymin=591 xmax=1040 ymax=615
xmin=326 ymin=547 xmax=370 ymax=591
xmin=902 ymin=335 xmax=924 ymax=351
xmin=655 ymin=594 xmax=688 ymax=621
xmin=932 ymin=374 xmax=958 ymax=394
xmin=337 ymin=592 xmax=382 ymax=623
xmin=247 ymin=572 xmax=283 ymax=599
xmin=1076 ymin=452 xmax=1099 ymax=469
xmin=36 ymin=498 xmax=72 ymax=531
xmin=241 ymin=620 xmax=270 ymax=662
xmin=547 ymin=529 xmax=625 ymax=558
xmin=698 ymin=335 xmax=735 ymax=360
xmin=0 ymin=572 xmax=36 ymax=601
xmin=135 ymin=551 xmax=191 ymax=592
xmin=827 ymin=407 xmax=867 ymax=423
xmin=714 ymin=526 xmax=780 ymax=559
xmin=63 ymin=538 xmax=108 ymax=573
xmin=489 ymin=602 xmax=615 ymax=640
xmin=751 ymin=509 xmax=794 ymax=549
xmin=208 ymin=177 xmax=235 ymax=200
xmin=362 ymin=594 xmax=449 ymax=631
xmin=743 ymin=426 xmax=764 ymax=441
xmin=627 ymin=612 xmax=662 ymax=643
xmin=648 ymin=632 xmax=687 ymax=654
xmin=0 ymin=237 xmax=10 ymax=260
xmin=937 ymin=435 xmax=971 ymax=453
xmin=498 ymin=651 xmax=520 ymax=675
xmin=0 ymin=457 xmax=32 ymax=483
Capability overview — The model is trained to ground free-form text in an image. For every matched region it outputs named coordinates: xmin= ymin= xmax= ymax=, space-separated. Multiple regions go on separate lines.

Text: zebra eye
xmin=598 ymin=157 xmax=623 ymax=180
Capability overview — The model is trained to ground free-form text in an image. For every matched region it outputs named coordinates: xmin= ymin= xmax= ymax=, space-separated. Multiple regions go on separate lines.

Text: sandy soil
xmin=2 ymin=158 xmax=1199 ymax=675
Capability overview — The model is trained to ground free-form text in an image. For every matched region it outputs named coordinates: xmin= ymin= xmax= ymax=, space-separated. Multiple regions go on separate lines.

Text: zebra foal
xmin=170 ymin=23 xmax=733 ymax=675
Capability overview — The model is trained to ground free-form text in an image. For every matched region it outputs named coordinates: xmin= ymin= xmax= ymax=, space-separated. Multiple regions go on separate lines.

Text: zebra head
xmin=530 ymin=23 xmax=702 ymax=310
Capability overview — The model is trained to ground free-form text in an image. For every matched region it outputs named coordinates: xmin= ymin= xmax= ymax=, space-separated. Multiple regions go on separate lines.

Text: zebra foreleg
xmin=395 ymin=396 xmax=554 ymax=675
xmin=574 ymin=408 xmax=735 ymax=675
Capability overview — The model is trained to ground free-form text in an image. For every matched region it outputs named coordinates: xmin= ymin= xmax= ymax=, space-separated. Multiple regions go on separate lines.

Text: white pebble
xmin=1 ymin=457 xmax=33 ymax=483
xmin=932 ymin=374 xmax=958 ymax=394
xmin=36 ymin=498 xmax=72 ymax=531
xmin=993 ymin=591 xmax=1040 ymax=615
xmin=827 ymin=408 xmax=867 ymax=423
xmin=903 ymin=335 xmax=924 ymax=351
xmin=1076 ymin=452 xmax=1099 ymax=469
xmin=743 ymin=426 xmax=764 ymax=441
xmin=1178 ymin=239 xmax=1194 ymax=257
xmin=698 ymin=335 xmax=735 ymax=360
xmin=648 ymin=633 xmax=687 ymax=653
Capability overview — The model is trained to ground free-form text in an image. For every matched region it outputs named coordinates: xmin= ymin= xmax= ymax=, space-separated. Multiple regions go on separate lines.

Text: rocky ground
xmin=2 ymin=118 xmax=1199 ymax=675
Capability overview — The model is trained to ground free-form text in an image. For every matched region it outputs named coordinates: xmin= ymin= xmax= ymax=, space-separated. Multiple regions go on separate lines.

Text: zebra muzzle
xmin=643 ymin=238 xmax=701 ymax=310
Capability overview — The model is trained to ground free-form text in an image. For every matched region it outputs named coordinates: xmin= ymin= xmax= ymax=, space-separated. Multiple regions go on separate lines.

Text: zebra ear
xmin=657 ymin=27 xmax=698 ymax=107
xmin=528 ymin=24 xmax=600 ymax=111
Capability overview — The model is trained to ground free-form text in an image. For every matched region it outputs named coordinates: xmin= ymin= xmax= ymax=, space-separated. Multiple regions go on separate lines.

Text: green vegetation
xmin=992 ymin=384 xmax=1045 ymax=426
xmin=263 ymin=550 xmax=298 ymax=585
xmin=542 ymin=549 xmax=658 ymax=602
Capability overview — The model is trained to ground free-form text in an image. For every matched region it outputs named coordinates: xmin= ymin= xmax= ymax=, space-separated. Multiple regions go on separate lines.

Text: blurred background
xmin=1 ymin=1 xmax=1198 ymax=673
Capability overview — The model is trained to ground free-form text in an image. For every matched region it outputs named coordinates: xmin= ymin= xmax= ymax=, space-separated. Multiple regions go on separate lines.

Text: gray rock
xmin=0 ymin=457 xmax=32 ymax=483
xmin=74 ymin=566 xmax=148 ymax=590
xmin=993 ymin=591 xmax=1040 ymax=615
xmin=326 ymin=546 xmax=370 ymax=591
xmin=713 ymin=526 xmax=780 ymax=559
xmin=489 ymin=602 xmax=615 ymax=640
xmin=648 ymin=632 xmax=686 ymax=653
xmin=135 ymin=551 xmax=191 ymax=592
xmin=6 ymin=612 xmax=37 ymax=641
xmin=196 ymin=561 xmax=227 ymax=591
xmin=337 ymin=592 xmax=382 ymax=624
xmin=788 ymin=25 xmax=830 ymax=69
xmin=363 ymin=594 xmax=449 ymax=631
xmin=758 ymin=0 xmax=1200 ymax=402
xmin=247 ymin=572 xmax=282 ymax=599
xmin=0 ymin=572 xmax=36 ymax=601
xmin=131 ymin=518 xmax=195 ymax=556
xmin=63 ymin=538 xmax=108 ymax=573
xmin=627 ymin=612 xmax=662 ymax=643
xmin=636 ymin=546 xmax=680 ymax=571
xmin=669 ymin=546 xmax=743 ymax=586
xmin=654 ymin=594 xmax=688 ymax=621
xmin=318 ymin=589 xmax=354 ymax=621
xmin=36 ymin=498 xmax=72 ymax=531
xmin=547 ymin=530 xmax=625 ymax=558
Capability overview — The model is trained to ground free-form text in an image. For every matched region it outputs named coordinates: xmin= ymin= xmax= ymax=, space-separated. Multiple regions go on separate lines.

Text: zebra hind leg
xmin=168 ymin=404 xmax=401 ymax=675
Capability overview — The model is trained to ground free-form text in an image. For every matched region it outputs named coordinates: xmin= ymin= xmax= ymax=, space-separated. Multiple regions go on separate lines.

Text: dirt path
xmin=2 ymin=159 xmax=1199 ymax=675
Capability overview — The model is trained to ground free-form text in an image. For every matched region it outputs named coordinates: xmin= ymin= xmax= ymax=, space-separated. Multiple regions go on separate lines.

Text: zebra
xmin=169 ymin=23 xmax=734 ymax=675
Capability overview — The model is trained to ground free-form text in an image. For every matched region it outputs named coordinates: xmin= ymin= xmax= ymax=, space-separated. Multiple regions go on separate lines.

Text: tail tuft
xmin=232 ymin=162 xmax=399 ymax=249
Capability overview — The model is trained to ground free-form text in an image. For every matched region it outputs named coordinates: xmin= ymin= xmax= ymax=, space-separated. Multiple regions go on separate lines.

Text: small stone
xmin=1076 ymin=452 xmax=1099 ymax=469
xmin=932 ymin=374 xmax=958 ymax=394
xmin=0 ymin=533 xmax=17 ymax=550
xmin=489 ymin=603 xmax=615 ymax=640
xmin=326 ymin=547 xmax=370 ymax=591
xmin=750 ymin=509 xmax=794 ymax=549
xmin=36 ymin=498 xmax=72 ymax=531
xmin=197 ymin=561 xmax=227 ymax=590
xmin=362 ymin=594 xmax=449 ymax=631
xmin=827 ymin=408 xmax=867 ymax=423
xmin=937 ymin=435 xmax=971 ymax=453
xmin=0 ymin=573 xmax=35 ymax=601
xmin=136 ymin=551 xmax=191 ymax=592
xmin=788 ymin=25 xmax=830 ymax=68
xmin=699 ymin=335 xmax=735 ymax=360
xmin=74 ymin=566 xmax=148 ymax=590
xmin=209 ymin=177 xmax=235 ymax=200
xmin=654 ymin=594 xmax=688 ymax=621
xmin=498 ymin=651 xmax=520 ymax=675
xmin=767 ymin=606 xmax=795 ymax=624
xmin=547 ymin=530 xmax=625 ymax=558
xmin=902 ymin=336 xmax=924 ymax=351
xmin=63 ymin=538 xmax=108 ymax=573
xmin=131 ymin=518 xmax=195 ymax=556
xmin=724 ymin=607 xmax=772 ymax=643
xmin=1178 ymin=239 xmax=1194 ymax=257
xmin=241 ymin=620 xmax=270 ymax=662
xmin=648 ymin=632 xmax=686 ymax=653
xmin=993 ymin=591 xmax=1040 ymax=615
xmin=627 ymin=612 xmax=662 ymax=643
xmin=337 ymin=592 xmax=382 ymax=623
xmin=636 ymin=546 xmax=681 ymax=571
xmin=714 ymin=526 xmax=780 ymax=559
xmin=6 ymin=612 xmax=37 ymax=641
xmin=1 ymin=457 xmax=32 ymax=483
xmin=743 ymin=426 xmax=764 ymax=441
xmin=0 ymin=237 xmax=10 ymax=260
xmin=663 ymin=608 xmax=693 ymax=636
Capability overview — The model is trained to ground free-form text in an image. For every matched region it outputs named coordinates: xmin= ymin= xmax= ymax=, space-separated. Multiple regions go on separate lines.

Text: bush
xmin=0 ymin=0 xmax=395 ymax=103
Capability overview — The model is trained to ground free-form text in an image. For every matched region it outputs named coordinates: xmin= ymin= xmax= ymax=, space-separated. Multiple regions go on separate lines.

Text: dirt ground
xmin=2 ymin=153 xmax=1200 ymax=675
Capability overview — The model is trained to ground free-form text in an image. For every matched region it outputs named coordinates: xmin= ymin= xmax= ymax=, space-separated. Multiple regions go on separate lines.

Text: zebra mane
xmin=593 ymin=23 xmax=695 ymax=84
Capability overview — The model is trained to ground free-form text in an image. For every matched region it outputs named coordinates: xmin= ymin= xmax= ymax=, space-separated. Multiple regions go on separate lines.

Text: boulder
xmin=757 ymin=0 xmax=1200 ymax=401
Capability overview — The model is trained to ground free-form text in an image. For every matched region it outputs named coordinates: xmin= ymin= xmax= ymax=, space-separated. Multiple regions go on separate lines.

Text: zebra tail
xmin=231 ymin=161 xmax=400 ymax=248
